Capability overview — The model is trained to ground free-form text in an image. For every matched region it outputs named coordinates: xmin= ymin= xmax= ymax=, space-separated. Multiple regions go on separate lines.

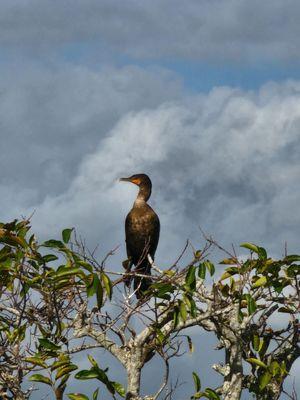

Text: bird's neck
xmin=134 ymin=184 xmax=151 ymax=206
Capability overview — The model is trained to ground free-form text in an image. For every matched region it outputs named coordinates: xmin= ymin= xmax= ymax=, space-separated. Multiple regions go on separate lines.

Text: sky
xmin=1 ymin=0 xmax=300 ymax=398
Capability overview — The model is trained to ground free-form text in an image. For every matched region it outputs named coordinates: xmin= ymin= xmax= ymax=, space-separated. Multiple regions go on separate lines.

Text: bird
xmin=120 ymin=173 xmax=160 ymax=298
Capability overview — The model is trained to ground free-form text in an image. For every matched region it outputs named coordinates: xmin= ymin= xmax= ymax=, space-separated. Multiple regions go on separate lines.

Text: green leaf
xmin=189 ymin=296 xmax=197 ymax=318
xmin=220 ymin=283 xmax=230 ymax=297
xmin=96 ymin=277 xmax=104 ymax=309
xmin=55 ymin=267 xmax=81 ymax=278
xmin=173 ymin=306 xmax=180 ymax=327
xmin=259 ymin=371 xmax=272 ymax=390
xmin=192 ymin=372 xmax=201 ymax=392
xmin=220 ymin=267 xmax=240 ymax=281
xmin=56 ymin=364 xmax=77 ymax=380
xmin=269 ymin=361 xmax=281 ymax=377
xmin=204 ymin=260 xmax=215 ymax=276
xmin=286 ymin=264 xmax=300 ymax=277
xmin=67 ymin=394 xmax=89 ymax=400
xmin=204 ymin=388 xmax=220 ymax=400
xmin=86 ymin=273 xmax=97 ymax=297
xmin=252 ymin=276 xmax=267 ymax=288
xmin=186 ymin=266 xmax=196 ymax=290
xmin=280 ymin=360 xmax=288 ymax=376
xmin=0 ymin=229 xmax=28 ymax=248
xmin=191 ymin=392 xmax=204 ymax=399
xmin=187 ymin=335 xmax=194 ymax=353
xmin=112 ymin=382 xmax=126 ymax=397
xmin=62 ymin=228 xmax=73 ymax=244
xmin=42 ymin=254 xmax=59 ymax=262
xmin=29 ymin=374 xmax=52 ymax=386
xmin=93 ymin=368 xmax=115 ymax=394
xmin=93 ymin=388 xmax=100 ymax=400
xmin=101 ymin=273 xmax=112 ymax=300
xmin=252 ymin=334 xmax=260 ymax=352
xmin=38 ymin=338 xmax=61 ymax=351
xmin=75 ymin=370 xmax=100 ymax=380
xmin=15 ymin=323 xmax=27 ymax=340
xmin=257 ymin=247 xmax=267 ymax=261
xmin=283 ymin=254 xmax=300 ymax=264
xmin=220 ymin=272 xmax=232 ymax=281
xmin=163 ymin=269 xmax=175 ymax=277
xmin=246 ymin=358 xmax=267 ymax=369
xmin=219 ymin=258 xmax=238 ymax=265
xmin=179 ymin=300 xmax=187 ymax=322
xmin=229 ymin=276 xmax=236 ymax=292
xmin=245 ymin=294 xmax=257 ymax=315
xmin=88 ymin=354 xmax=98 ymax=368
xmin=43 ymin=239 xmax=65 ymax=249
xmin=194 ymin=250 xmax=202 ymax=258
xmin=152 ymin=282 xmax=174 ymax=299
xmin=198 ymin=263 xmax=206 ymax=279
xmin=240 ymin=242 xmax=259 ymax=253
xmin=51 ymin=357 xmax=70 ymax=371
xmin=258 ymin=337 xmax=270 ymax=357
xmin=153 ymin=329 xmax=165 ymax=345
xmin=272 ymin=280 xmax=285 ymax=294
xmin=77 ymin=260 xmax=93 ymax=273
xmin=24 ymin=356 xmax=47 ymax=369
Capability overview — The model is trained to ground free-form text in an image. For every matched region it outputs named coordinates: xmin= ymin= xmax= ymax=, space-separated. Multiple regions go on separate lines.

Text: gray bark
xmin=125 ymin=347 xmax=142 ymax=400
xmin=211 ymin=305 xmax=243 ymax=400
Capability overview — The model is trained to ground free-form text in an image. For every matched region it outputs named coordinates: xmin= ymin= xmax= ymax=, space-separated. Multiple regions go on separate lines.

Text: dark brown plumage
xmin=120 ymin=174 xmax=160 ymax=298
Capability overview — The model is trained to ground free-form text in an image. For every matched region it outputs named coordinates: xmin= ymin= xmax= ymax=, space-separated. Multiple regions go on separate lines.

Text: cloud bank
xmin=5 ymin=79 xmax=299 ymax=266
xmin=1 ymin=0 xmax=300 ymax=64
xmin=0 ymin=63 xmax=182 ymax=213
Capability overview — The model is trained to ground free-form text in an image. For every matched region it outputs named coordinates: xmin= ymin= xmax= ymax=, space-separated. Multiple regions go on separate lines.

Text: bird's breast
xmin=125 ymin=205 xmax=159 ymax=240
xmin=125 ymin=203 xmax=160 ymax=264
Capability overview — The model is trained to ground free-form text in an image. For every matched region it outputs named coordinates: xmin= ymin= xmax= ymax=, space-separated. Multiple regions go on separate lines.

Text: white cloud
xmin=0 ymin=63 xmax=182 ymax=201
xmin=1 ymin=0 xmax=300 ymax=63
xmin=11 ymin=79 xmax=299 ymax=267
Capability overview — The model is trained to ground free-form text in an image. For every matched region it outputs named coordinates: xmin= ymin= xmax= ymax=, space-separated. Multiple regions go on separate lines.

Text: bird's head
xmin=119 ymin=173 xmax=152 ymax=188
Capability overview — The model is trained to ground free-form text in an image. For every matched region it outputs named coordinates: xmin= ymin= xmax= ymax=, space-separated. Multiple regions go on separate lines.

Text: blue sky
xmin=1 ymin=1 xmax=300 ymax=398
xmin=167 ymin=61 xmax=300 ymax=91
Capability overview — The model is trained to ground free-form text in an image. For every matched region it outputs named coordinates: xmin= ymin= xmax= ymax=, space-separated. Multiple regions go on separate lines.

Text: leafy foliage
xmin=0 ymin=219 xmax=118 ymax=399
xmin=0 ymin=219 xmax=299 ymax=399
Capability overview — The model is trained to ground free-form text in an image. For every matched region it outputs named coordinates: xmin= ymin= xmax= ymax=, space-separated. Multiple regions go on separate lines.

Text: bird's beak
xmin=119 ymin=177 xmax=131 ymax=182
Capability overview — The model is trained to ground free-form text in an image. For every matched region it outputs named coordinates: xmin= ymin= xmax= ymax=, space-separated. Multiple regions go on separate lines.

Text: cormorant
xmin=120 ymin=174 xmax=160 ymax=298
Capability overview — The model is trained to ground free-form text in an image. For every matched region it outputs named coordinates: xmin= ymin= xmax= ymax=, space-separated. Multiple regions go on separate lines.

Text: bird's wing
xmin=125 ymin=206 xmax=159 ymax=265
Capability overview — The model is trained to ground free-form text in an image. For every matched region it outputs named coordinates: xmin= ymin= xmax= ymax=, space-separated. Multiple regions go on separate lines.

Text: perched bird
xmin=120 ymin=174 xmax=160 ymax=298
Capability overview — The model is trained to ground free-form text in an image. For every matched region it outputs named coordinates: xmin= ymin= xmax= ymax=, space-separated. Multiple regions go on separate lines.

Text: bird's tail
xmin=133 ymin=260 xmax=151 ymax=299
